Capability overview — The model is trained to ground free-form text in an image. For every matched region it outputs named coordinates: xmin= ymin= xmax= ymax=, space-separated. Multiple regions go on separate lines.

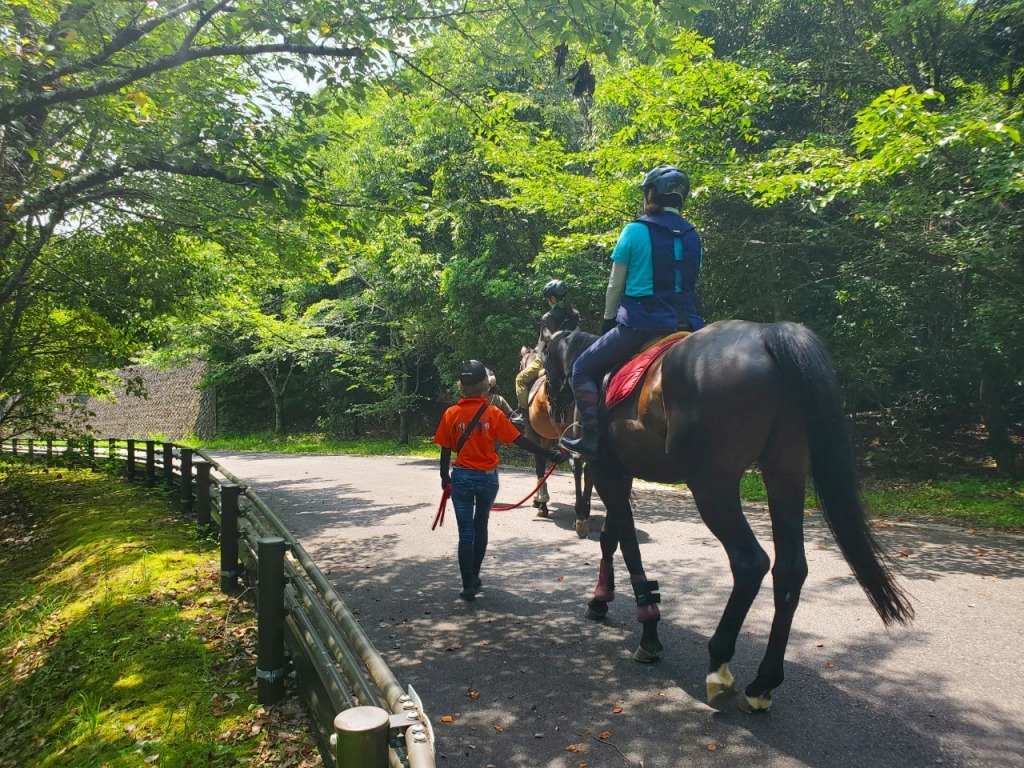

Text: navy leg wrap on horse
xmin=632 ymin=580 xmax=661 ymax=607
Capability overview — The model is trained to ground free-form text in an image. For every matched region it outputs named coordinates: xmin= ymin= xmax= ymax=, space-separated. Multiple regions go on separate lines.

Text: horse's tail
xmin=762 ymin=322 xmax=914 ymax=626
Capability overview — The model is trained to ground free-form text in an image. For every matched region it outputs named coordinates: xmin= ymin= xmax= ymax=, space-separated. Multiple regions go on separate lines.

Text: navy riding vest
xmin=616 ymin=211 xmax=704 ymax=332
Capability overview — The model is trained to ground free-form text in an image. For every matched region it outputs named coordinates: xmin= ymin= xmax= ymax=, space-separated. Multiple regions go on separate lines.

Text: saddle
xmin=604 ymin=331 xmax=690 ymax=410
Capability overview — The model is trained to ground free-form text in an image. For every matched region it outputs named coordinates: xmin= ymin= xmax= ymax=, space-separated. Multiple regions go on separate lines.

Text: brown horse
xmin=518 ymin=346 xmax=594 ymax=536
xmin=542 ymin=320 xmax=913 ymax=712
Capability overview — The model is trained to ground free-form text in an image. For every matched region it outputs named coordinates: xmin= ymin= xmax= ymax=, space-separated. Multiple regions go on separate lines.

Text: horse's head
xmin=542 ymin=331 xmax=577 ymax=422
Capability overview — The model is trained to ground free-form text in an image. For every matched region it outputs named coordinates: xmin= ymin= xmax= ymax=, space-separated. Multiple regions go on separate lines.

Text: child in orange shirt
xmin=434 ymin=360 xmax=567 ymax=601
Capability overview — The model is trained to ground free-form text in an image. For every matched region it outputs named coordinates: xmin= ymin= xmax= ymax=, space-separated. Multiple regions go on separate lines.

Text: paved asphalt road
xmin=209 ymin=452 xmax=1024 ymax=768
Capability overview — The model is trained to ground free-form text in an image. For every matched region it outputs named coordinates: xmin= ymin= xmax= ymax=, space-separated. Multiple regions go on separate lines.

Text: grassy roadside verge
xmin=0 ymin=462 xmax=320 ymax=768
xmin=195 ymin=433 xmax=1023 ymax=532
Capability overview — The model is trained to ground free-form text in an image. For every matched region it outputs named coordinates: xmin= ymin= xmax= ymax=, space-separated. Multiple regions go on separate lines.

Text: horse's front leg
xmin=591 ymin=464 xmax=662 ymax=662
xmin=533 ymin=450 xmax=550 ymax=517
xmin=572 ymin=457 xmax=591 ymax=537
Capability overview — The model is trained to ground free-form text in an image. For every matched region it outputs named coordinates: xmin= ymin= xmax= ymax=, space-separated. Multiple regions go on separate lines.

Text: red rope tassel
xmin=432 ymin=484 xmax=452 ymax=530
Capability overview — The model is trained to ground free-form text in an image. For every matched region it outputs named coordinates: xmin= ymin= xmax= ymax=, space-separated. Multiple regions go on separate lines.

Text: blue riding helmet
xmin=641 ymin=165 xmax=690 ymax=203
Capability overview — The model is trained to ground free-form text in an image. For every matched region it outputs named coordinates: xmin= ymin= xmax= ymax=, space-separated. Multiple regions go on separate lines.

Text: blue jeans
xmin=570 ymin=324 xmax=656 ymax=430
xmin=450 ymin=467 xmax=499 ymax=589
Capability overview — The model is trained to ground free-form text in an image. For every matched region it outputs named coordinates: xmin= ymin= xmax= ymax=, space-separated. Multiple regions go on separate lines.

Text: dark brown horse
xmin=518 ymin=346 xmax=594 ymax=536
xmin=543 ymin=320 xmax=913 ymax=712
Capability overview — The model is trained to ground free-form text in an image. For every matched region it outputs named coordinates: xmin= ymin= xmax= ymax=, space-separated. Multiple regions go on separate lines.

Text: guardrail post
xmin=108 ymin=439 xmax=116 ymax=462
xmin=88 ymin=438 xmax=95 ymax=467
xmin=333 ymin=707 xmax=390 ymax=768
xmin=46 ymin=438 xmax=52 ymax=460
xmin=194 ymin=460 xmax=212 ymax=530
xmin=27 ymin=439 xmax=33 ymax=459
xmin=126 ymin=440 xmax=136 ymax=480
xmin=162 ymin=443 xmax=174 ymax=486
xmin=179 ymin=448 xmax=193 ymax=514
xmin=256 ymin=536 xmax=287 ymax=705
xmin=219 ymin=484 xmax=241 ymax=594
xmin=145 ymin=441 xmax=156 ymax=487
xmin=11 ymin=438 xmax=17 ymax=456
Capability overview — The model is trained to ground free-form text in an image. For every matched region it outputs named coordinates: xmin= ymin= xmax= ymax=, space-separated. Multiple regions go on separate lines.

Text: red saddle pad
xmin=605 ymin=332 xmax=689 ymax=410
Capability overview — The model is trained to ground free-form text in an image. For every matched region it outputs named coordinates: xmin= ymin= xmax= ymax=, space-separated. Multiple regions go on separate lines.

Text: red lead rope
xmin=431 ymin=461 xmax=560 ymax=528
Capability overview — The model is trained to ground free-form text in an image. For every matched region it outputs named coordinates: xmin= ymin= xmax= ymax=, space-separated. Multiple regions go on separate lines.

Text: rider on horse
xmin=510 ymin=279 xmax=581 ymax=429
xmin=559 ymin=165 xmax=704 ymax=459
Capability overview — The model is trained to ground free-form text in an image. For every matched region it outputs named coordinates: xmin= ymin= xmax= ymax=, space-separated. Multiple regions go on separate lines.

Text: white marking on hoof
xmin=575 ymin=519 xmax=590 ymax=538
xmin=632 ymin=645 xmax=661 ymax=663
xmin=705 ymin=664 xmax=735 ymax=701
xmin=737 ymin=692 xmax=773 ymax=713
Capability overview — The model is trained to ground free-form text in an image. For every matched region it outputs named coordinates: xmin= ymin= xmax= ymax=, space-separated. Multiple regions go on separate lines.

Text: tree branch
xmin=2 ymin=42 xmax=364 ymax=124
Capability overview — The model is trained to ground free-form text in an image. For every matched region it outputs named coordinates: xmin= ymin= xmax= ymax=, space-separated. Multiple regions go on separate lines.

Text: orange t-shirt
xmin=433 ymin=398 xmax=521 ymax=471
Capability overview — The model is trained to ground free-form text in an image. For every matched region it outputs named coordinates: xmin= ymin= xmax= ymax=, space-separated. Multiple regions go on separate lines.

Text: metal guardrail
xmin=2 ymin=438 xmax=435 ymax=768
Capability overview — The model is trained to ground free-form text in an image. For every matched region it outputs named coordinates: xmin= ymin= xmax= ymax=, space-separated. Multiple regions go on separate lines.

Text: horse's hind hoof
xmin=632 ymin=644 xmax=662 ymax=663
xmin=535 ymin=504 xmax=549 ymax=518
xmin=737 ymin=692 xmax=773 ymax=713
xmin=706 ymin=664 xmax=736 ymax=702
xmin=584 ymin=599 xmax=609 ymax=621
xmin=575 ymin=518 xmax=590 ymax=538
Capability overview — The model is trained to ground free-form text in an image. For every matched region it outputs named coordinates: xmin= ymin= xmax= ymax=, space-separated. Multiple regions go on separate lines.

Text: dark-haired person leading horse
xmin=544 ymin=321 xmax=914 ymax=712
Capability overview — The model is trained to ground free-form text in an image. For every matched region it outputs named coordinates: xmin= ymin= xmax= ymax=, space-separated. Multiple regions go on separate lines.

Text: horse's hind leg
xmin=739 ymin=466 xmax=807 ymax=712
xmin=688 ymin=480 xmax=770 ymax=704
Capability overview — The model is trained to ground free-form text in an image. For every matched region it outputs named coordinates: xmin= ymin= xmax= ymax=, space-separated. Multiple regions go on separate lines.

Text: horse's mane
xmin=547 ymin=329 xmax=599 ymax=377
xmin=562 ymin=330 xmax=599 ymax=365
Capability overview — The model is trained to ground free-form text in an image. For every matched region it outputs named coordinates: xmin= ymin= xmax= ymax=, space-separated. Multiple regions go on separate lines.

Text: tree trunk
xmin=979 ymin=378 xmax=1018 ymax=479
xmin=274 ymin=391 xmax=285 ymax=435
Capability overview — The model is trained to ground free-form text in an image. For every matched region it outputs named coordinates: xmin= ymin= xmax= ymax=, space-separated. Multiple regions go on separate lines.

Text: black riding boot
xmin=458 ymin=541 xmax=476 ymax=600
xmin=559 ymin=385 xmax=600 ymax=458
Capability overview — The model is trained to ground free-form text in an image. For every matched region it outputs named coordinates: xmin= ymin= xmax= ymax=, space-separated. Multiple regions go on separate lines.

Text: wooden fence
xmin=1 ymin=438 xmax=435 ymax=768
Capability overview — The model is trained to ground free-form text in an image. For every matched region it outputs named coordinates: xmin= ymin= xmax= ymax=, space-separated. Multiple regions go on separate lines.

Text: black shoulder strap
xmin=456 ymin=403 xmax=490 ymax=454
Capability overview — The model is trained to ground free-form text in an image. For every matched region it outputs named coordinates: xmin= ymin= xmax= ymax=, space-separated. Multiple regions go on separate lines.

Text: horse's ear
xmin=521 ymin=346 xmax=529 ymax=354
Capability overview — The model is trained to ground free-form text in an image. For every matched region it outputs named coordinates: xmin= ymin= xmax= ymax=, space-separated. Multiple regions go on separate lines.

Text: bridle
xmin=542 ymin=333 xmax=575 ymax=425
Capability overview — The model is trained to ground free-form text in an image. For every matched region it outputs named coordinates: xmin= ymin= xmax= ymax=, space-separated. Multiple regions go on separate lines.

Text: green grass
xmin=739 ymin=470 xmax=1023 ymax=531
xmin=0 ymin=464 xmax=319 ymax=767
xmin=192 ymin=431 xmax=438 ymax=458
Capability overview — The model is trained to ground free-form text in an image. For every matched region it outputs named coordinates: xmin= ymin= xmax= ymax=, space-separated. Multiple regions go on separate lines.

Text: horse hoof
xmin=536 ymin=504 xmax=549 ymax=518
xmin=584 ymin=599 xmax=608 ymax=621
xmin=575 ymin=519 xmax=590 ymax=537
xmin=737 ymin=692 xmax=773 ymax=713
xmin=706 ymin=664 xmax=736 ymax=702
xmin=632 ymin=644 xmax=662 ymax=663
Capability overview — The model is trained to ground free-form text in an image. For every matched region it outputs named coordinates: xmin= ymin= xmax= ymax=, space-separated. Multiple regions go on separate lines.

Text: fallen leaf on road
xmin=612 ymin=707 xmax=623 ymax=713
xmin=599 ymin=731 xmax=611 ymax=740
xmin=494 ymin=724 xmax=503 ymax=733
xmin=708 ymin=743 xmax=717 ymax=751
xmin=440 ymin=716 xmax=453 ymax=723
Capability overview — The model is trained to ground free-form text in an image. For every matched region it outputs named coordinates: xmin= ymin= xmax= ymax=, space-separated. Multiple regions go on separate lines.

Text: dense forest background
xmin=2 ymin=0 xmax=1021 ymax=479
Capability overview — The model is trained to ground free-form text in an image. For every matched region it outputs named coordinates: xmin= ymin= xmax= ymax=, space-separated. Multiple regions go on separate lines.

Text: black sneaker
xmin=472 ymin=576 xmax=482 ymax=593
xmin=459 ymin=588 xmax=476 ymax=601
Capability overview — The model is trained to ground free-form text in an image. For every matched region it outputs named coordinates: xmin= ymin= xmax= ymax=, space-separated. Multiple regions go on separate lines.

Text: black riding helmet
xmin=641 ymin=165 xmax=690 ymax=204
xmin=543 ymin=279 xmax=568 ymax=301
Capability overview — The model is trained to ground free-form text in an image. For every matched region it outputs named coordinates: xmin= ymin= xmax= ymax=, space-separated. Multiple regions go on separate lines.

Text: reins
xmin=492 ymin=461 xmax=559 ymax=511
xmin=431 ymin=460 xmax=560 ymax=527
